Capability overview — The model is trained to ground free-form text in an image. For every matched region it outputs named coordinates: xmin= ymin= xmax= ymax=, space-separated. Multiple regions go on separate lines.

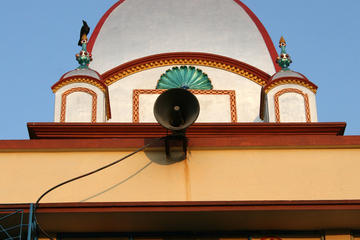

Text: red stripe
xmin=87 ymin=0 xmax=126 ymax=53
xmin=233 ymin=0 xmax=280 ymax=72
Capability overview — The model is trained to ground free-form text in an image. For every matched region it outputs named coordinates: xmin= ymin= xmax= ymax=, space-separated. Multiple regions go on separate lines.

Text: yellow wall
xmin=1 ymin=148 xmax=360 ymax=203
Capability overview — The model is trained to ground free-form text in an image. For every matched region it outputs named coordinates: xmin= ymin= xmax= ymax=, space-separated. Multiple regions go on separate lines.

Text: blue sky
xmin=0 ymin=0 xmax=359 ymax=139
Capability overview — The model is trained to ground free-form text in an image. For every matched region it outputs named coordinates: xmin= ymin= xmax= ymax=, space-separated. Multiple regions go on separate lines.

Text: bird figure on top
xmin=76 ymin=20 xmax=92 ymax=69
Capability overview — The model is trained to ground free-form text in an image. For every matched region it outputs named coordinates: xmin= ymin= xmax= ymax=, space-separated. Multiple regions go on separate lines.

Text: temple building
xmin=1 ymin=1 xmax=360 ymax=240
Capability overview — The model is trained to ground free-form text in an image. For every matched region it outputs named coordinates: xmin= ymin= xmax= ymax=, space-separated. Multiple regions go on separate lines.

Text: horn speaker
xmin=154 ymin=88 xmax=200 ymax=132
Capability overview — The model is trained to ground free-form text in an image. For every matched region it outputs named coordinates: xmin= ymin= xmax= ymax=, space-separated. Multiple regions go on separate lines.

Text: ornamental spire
xmin=276 ymin=36 xmax=292 ymax=71
xmin=75 ymin=20 xmax=93 ymax=69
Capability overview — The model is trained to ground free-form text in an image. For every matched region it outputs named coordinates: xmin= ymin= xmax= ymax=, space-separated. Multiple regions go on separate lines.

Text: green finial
xmin=75 ymin=20 xmax=92 ymax=69
xmin=276 ymin=36 xmax=292 ymax=71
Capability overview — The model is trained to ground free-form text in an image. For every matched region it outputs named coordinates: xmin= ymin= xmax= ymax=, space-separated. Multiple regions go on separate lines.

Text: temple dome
xmin=270 ymin=70 xmax=306 ymax=81
xmin=88 ymin=0 xmax=279 ymax=75
xmin=61 ymin=68 xmax=101 ymax=80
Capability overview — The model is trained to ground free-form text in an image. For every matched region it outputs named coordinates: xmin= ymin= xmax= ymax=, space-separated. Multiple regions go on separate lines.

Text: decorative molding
xmin=26 ymin=122 xmax=347 ymax=140
xmin=102 ymin=52 xmax=271 ymax=87
xmin=60 ymin=87 xmax=97 ymax=123
xmin=52 ymin=76 xmax=107 ymax=93
xmin=274 ymin=88 xmax=311 ymax=123
xmin=132 ymin=89 xmax=237 ymax=123
xmin=265 ymin=77 xmax=318 ymax=94
xmin=156 ymin=66 xmax=213 ymax=90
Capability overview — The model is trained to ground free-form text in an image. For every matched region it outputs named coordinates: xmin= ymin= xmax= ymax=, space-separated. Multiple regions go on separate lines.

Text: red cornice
xmin=26 ymin=122 xmax=346 ymax=140
xmin=4 ymin=134 xmax=360 ymax=152
xmin=0 ymin=122 xmax=355 ymax=151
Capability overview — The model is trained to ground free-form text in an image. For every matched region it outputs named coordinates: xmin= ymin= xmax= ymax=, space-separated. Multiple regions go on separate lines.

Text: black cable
xmin=33 ymin=137 xmax=163 ymax=240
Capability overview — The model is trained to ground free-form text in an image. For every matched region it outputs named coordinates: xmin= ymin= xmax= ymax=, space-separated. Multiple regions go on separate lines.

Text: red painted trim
xmin=4 ymin=134 xmax=360 ymax=152
xmin=101 ymin=52 xmax=271 ymax=85
xmin=0 ymin=123 xmax=353 ymax=150
xmin=60 ymin=87 xmax=98 ymax=123
xmin=51 ymin=75 xmax=112 ymax=120
xmin=233 ymin=0 xmax=280 ymax=72
xmin=51 ymin=75 xmax=107 ymax=91
xmin=87 ymin=0 xmax=126 ymax=53
xmin=265 ymin=76 xmax=318 ymax=92
xmin=26 ymin=122 xmax=346 ymax=140
xmin=274 ymin=88 xmax=311 ymax=123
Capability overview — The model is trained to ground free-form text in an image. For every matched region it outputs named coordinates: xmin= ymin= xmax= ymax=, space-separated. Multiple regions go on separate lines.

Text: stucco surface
xmin=278 ymin=92 xmax=307 ymax=122
xmin=107 ymin=66 xmax=262 ymax=123
xmin=1 ymin=148 xmax=360 ymax=203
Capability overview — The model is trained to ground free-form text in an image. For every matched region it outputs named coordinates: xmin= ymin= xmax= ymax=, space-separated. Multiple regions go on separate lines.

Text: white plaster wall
xmin=139 ymin=94 xmax=231 ymax=123
xmin=65 ymin=92 xmax=92 ymax=122
xmin=90 ymin=0 xmax=276 ymax=75
xmin=267 ymin=84 xmax=318 ymax=122
xmin=107 ymin=66 xmax=262 ymax=123
xmin=54 ymin=83 xmax=106 ymax=122
xmin=278 ymin=93 xmax=306 ymax=122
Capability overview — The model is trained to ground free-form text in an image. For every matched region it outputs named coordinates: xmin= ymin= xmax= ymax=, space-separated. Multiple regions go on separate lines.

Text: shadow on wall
xmin=80 ymin=161 xmax=153 ymax=202
xmin=79 ymin=148 xmax=183 ymax=202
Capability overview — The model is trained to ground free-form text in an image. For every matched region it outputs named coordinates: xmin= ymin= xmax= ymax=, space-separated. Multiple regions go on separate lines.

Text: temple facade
xmin=1 ymin=1 xmax=360 ymax=240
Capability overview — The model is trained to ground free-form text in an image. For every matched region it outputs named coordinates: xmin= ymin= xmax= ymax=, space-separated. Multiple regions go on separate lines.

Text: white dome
xmin=88 ymin=0 xmax=278 ymax=75
xmin=271 ymin=70 xmax=306 ymax=81
xmin=62 ymin=68 xmax=101 ymax=80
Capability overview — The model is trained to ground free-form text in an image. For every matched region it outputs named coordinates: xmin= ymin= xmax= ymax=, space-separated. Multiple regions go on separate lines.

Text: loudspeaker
xmin=154 ymin=88 xmax=200 ymax=132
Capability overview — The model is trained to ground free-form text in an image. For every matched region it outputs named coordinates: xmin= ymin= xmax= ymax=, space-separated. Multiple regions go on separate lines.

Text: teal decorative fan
xmin=156 ymin=66 xmax=213 ymax=90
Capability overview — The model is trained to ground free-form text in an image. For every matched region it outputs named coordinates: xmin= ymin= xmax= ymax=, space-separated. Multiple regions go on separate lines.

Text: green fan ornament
xmin=156 ymin=66 xmax=213 ymax=90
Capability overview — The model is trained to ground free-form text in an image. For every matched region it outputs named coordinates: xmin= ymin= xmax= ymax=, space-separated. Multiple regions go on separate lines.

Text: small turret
xmin=51 ymin=21 xmax=110 ymax=123
xmin=263 ymin=37 xmax=318 ymax=123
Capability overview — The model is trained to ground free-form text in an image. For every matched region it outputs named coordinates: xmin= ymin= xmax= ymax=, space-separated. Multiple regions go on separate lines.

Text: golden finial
xmin=279 ymin=36 xmax=286 ymax=47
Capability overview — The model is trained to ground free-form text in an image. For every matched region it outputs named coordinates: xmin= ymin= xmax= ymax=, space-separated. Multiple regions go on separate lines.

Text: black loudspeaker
xmin=154 ymin=88 xmax=200 ymax=132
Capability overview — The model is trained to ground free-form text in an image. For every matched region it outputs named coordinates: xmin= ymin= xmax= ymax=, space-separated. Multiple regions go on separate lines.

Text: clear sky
xmin=0 ymin=0 xmax=359 ymax=139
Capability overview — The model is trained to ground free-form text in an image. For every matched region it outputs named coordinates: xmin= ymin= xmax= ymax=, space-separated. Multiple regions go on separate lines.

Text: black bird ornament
xmin=78 ymin=20 xmax=90 ymax=46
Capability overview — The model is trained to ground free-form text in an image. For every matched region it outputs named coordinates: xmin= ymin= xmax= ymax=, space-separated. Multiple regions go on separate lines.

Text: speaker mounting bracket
xmin=164 ymin=133 xmax=188 ymax=161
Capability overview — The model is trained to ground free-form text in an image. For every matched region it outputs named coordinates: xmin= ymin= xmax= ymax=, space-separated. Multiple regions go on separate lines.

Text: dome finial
xmin=75 ymin=20 xmax=93 ymax=69
xmin=276 ymin=36 xmax=292 ymax=71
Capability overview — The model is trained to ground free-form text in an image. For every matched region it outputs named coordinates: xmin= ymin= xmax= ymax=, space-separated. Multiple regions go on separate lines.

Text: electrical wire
xmin=33 ymin=137 xmax=163 ymax=240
